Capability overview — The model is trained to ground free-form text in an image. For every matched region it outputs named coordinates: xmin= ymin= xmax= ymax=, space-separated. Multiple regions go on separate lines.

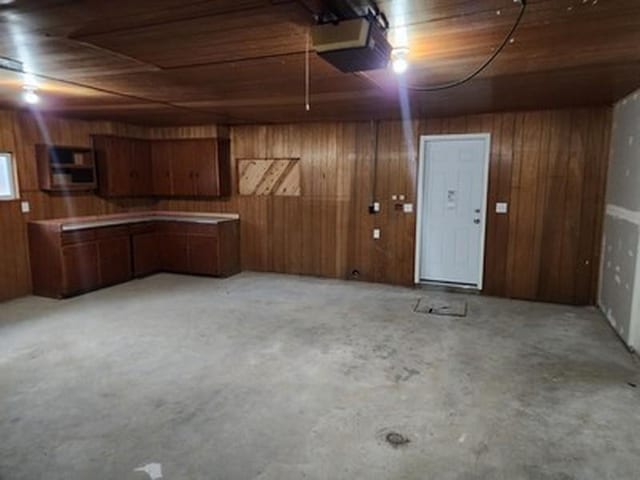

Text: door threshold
xmin=417 ymin=280 xmax=480 ymax=294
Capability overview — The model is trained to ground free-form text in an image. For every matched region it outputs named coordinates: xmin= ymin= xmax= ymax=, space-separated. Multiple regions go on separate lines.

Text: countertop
xmin=30 ymin=211 xmax=240 ymax=231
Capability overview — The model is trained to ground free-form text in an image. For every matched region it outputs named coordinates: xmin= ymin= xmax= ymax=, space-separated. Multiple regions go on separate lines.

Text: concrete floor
xmin=1 ymin=272 xmax=639 ymax=480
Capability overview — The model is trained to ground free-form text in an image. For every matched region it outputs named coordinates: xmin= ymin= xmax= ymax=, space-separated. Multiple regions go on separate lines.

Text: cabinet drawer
xmin=184 ymin=223 xmax=218 ymax=235
xmin=61 ymin=229 xmax=96 ymax=245
xmin=129 ymin=222 xmax=157 ymax=235
xmin=95 ymin=225 xmax=130 ymax=239
xmin=156 ymin=221 xmax=186 ymax=233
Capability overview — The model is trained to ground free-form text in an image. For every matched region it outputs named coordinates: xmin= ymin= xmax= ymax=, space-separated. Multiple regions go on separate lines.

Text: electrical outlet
xmin=495 ymin=202 xmax=508 ymax=214
xmin=368 ymin=202 xmax=381 ymax=214
xmin=20 ymin=201 xmax=30 ymax=213
xmin=373 ymin=228 xmax=381 ymax=239
xmin=403 ymin=203 xmax=413 ymax=213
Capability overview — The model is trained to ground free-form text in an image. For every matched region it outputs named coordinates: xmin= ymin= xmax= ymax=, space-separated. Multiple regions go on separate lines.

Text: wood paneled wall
xmin=1 ymin=108 xmax=611 ymax=305
xmin=156 ymin=108 xmax=611 ymax=305
xmin=0 ymin=110 xmax=155 ymax=301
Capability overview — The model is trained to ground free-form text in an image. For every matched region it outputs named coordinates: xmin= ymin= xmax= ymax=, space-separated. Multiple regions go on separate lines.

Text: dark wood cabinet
xmin=36 ymin=144 xmax=96 ymax=192
xmin=151 ymin=138 xmax=231 ymax=197
xmin=93 ymin=135 xmax=231 ymax=198
xmin=187 ymin=235 xmax=219 ymax=275
xmin=93 ymin=135 xmax=152 ymax=197
xmin=132 ymin=231 xmax=161 ymax=277
xmin=61 ymin=242 xmax=100 ymax=295
xmin=151 ymin=141 xmax=174 ymax=196
xmin=160 ymin=233 xmax=190 ymax=273
xmin=98 ymin=233 xmax=132 ymax=286
xmin=29 ymin=216 xmax=240 ymax=298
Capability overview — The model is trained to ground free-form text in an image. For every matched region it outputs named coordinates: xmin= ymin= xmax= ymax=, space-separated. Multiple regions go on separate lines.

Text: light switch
xmin=373 ymin=202 xmax=380 ymax=212
xmin=403 ymin=203 xmax=413 ymax=213
xmin=399 ymin=194 xmax=405 ymax=201
xmin=391 ymin=194 xmax=398 ymax=201
xmin=496 ymin=202 xmax=508 ymax=214
xmin=21 ymin=201 xmax=30 ymax=213
xmin=373 ymin=228 xmax=381 ymax=239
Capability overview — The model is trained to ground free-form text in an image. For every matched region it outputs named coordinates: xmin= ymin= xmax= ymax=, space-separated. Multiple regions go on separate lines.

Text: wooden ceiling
xmin=0 ymin=0 xmax=638 ymax=125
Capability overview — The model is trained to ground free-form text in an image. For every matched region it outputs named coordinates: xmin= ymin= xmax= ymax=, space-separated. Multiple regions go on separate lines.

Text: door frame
xmin=414 ymin=133 xmax=491 ymax=288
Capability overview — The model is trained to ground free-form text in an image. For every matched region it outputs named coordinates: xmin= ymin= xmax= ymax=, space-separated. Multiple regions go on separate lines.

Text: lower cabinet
xmin=186 ymin=235 xmax=219 ymax=275
xmin=132 ymin=232 xmax=161 ymax=277
xmin=29 ymin=218 xmax=240 ymax=298
xmin=98 ymin=235 xmax=132 ymax=286
xmin=160 ymin=233 xmax=190 ymax=273
xmin=62 ymin=242 xmax=100 ymax=296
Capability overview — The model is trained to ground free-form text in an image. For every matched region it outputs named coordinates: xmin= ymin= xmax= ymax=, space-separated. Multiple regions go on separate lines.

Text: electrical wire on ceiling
xmin=405 ymin=0 xmax=527 ymax=92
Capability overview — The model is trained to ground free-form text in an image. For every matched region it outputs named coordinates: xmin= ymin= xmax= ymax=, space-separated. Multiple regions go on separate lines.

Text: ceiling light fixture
xmin=391 ymin=48 xmax=409 ymax=75
xmin=22 ymin=85 xmax=39 ymax=105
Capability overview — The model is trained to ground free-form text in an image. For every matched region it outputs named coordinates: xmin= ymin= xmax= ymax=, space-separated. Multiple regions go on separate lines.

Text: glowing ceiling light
xmin=391 ymin=48 xmax=409 ymax=75
xmin=22 ymin=86 xmax=40 ymax=104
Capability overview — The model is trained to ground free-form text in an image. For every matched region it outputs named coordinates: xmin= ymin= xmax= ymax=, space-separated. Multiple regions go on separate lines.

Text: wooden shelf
xmin=36 ymin=144 xmax=96 ymax=192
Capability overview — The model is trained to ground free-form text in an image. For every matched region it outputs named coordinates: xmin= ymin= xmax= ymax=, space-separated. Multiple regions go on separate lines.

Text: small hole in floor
xmin=385 ymin=432 xmax=410 ymax=447
xmin=628 ymin=382 xmax=637 ymax=388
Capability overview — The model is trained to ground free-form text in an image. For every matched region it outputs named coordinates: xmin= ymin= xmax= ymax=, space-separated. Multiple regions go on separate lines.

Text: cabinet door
xmin=151 ymin=141 xmax=173 ymax=195
xmin=132 ymin=232 xmax=160 ymax=277
xmin=159 ymin=233 xmax=189 ymax=272
xmin=94 ymin=136 xmax=132 ymax=196
xmin=188 ymin=235 xmax=219 ymax=275
xmin=98 ymin=235 xmax=132 ymax=286
xmin=129 ymin=139 xmax=153 ymax=196
xmin=62 ymin=242 xmax=100 ymax=295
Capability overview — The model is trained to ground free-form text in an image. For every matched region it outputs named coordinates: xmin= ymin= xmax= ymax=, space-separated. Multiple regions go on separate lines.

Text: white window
xmin=0 ymin=152 xmax=18 ymax=200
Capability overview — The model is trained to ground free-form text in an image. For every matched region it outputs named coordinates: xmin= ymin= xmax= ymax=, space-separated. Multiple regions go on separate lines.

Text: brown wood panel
xmin=2 ymin=108 xmax=612 ymax=306
xmin=0 ymin=110 xmax=156 ymax=301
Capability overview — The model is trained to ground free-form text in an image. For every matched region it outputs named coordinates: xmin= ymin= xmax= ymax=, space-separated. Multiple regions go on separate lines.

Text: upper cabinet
xmin=36 ymin=144 xmax=96 ymax=192
xmin=93 ymin=135 xmax=152 ymax=197
xmin=92 ymin=136 xmax=231 ymax=198
xmin=152 ymin=139 xmax=231 ymax=197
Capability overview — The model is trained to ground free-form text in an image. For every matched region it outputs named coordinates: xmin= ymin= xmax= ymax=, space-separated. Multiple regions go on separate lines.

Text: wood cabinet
xmin=97 ymin=229 xmax=132 ymax=286
xmin=131 ymin=224 xmax=161 ymax=277
xmin=156 ymin=222 xmax=221 ymax=275
xmin=36 ymin=144 xmax=96 ymax=192
xmin=93 ymin=135 xmax=231 ymax=198
xmin=61 ymin=242 xmax=100 ymax=295
xmin=93 ymin=135 xmax=152 ymax=197
xmin=150 ymin=141 xmax=173 ymax=196
xmin=29 ymin=217 xmax=240 ymax=298
xmin=151 ymin=138 xmax=231 ymax=197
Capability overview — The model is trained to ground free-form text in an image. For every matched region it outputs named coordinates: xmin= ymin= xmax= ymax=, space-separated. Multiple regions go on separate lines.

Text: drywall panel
xmin=599 ymin=88 xmax=640 ymax=350
xmin=607 ymin=93 xmax=640 ymax=211
xmin=599 ymin=215 xmax=638 ymax=341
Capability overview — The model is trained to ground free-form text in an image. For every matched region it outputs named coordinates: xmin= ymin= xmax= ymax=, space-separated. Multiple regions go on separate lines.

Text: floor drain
xmin=385 ymin=431 xmax=410 ymax=447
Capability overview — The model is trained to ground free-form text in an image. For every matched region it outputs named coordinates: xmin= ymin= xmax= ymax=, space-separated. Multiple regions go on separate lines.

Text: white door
xmin=417 ymin=135 xmax=490 ymax=287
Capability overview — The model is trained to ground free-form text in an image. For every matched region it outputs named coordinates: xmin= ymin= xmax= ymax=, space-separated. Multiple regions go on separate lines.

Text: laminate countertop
xmin=30 ymin=211 xmax=240 ymax=231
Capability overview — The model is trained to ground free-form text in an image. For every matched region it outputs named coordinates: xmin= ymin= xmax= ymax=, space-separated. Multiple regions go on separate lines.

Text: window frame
xmin=0 ymin=152 xmax=19 ymax=201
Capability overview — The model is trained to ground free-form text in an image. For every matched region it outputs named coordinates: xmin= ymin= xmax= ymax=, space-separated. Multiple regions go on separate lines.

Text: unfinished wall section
xmin=599 ymin=89 xmax=640 ymax=350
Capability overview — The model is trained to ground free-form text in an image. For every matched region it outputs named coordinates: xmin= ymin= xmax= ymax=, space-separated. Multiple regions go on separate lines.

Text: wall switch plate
xmin=399 ymin=194 xmax=405 ymax=201
xmin=20 ymin=201 xmax=30 ymax=213
xmin=403 ymin=203 xmax=413 ymax=213
xmin=496 ymin=202 xmax=508 ymax=214
xmin=368 ymin=202 xmax=380 ymax=214
xmin=373 ymin=228 xmax=381 ymax=239
xmin=391 ymin=194 xmax=398 ymax=200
